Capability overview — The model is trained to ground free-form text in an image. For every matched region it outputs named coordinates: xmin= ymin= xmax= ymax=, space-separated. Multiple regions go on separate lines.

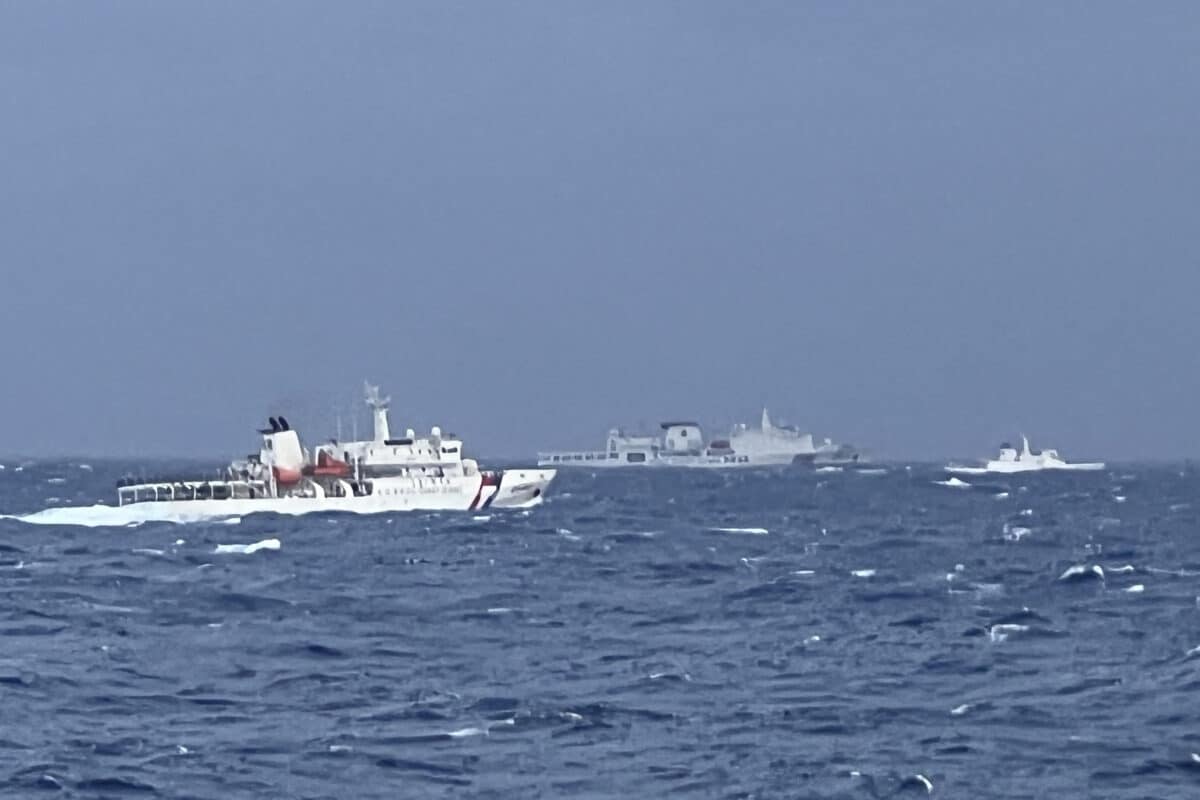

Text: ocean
xmin=1 ymin=460 xmax=1198 ymax=798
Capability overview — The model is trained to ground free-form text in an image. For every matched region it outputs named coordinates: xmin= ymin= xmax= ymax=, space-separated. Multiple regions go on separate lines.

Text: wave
xmin=214 ymin=538 xmax=281 ymax=555
xmin=935 ymin=477 xmax=971 ymax=488
xmin=4 ymin=504 xmax=232 ymax=527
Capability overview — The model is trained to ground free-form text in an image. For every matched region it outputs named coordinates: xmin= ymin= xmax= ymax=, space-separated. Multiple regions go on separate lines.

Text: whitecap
xmin=909 ymin=774 xmax=933 ymax=794
xmin=950 ymin=704 xmax=971 ymax=716
xmin=712 ymin=527 xmax=769 ymax=535
xmin=1003 ymin=524 xmax=1031 ymax=542
xmin=1186 ymin=645 xmax=1200 ymax=658
xmin=214 ymin=538 xmax=280 ymax=555
xmin=993 ymin=492 xmax=1010 ymax=500
xmin=1124 ymin=584 xmax=1145 ymax=593
xmin=1105 ymin=564 xmax=1136 ymax=573
xmin=77 ymin=464 xmax=93 ymax=471
xmin=791 ymin=569 xmax=815 ymax=576
xmin=219 ymin=517 xmax=242 ymax=525
xmin=132 ymin=548 xmax=166 ymax=557
xmin=46 ymin=477 xmax=66 ymax=485
xmin=7 ymin=504 xmax=187 ymax=527
xmin=1146 ymin=566 xmax=1200 ymax=577
xmin=851 ymin=569 xmax=876 ymax=578
xmin=815 ymin=466 xmax=843 ymax=473
xmin=989 ymin=623 xmax=1028 ymax=642
xmin=1113 ymin=495 xmax=1127 ymax=503
xmin=472 ymin=515 xmax=491 ymax=522
xmin=486 ymin=607 xmax=515 ymax=614
xmin=1019 ymin=508 xmax=1033 ymax=517
xmin=446 ymin=726 xmax=487 ymax=738
xmin=1058 ymin=564 xmax=1105 ymax=582
xmin=935 ymin=477 xmax=971 ymax=488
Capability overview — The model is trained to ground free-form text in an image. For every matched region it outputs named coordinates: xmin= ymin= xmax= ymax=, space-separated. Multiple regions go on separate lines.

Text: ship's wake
xmin=4 ymin=504 xmax=244 ymax=528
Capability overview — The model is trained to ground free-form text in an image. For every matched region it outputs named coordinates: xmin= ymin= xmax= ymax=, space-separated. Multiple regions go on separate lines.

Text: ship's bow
xmin=490 ymin=468 xmax=557 ymax=508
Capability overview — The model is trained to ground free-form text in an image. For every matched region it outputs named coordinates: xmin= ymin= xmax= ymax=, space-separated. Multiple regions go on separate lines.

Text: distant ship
xmin=18 ymin=383 xmax=555 ymax=525
xmin=538 ymin=409 xmax=859 ymax=469
xmin=944 ymin=436 xmax=1104 ymax=475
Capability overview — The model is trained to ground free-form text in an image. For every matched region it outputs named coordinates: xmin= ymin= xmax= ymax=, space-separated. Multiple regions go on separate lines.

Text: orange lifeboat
xmin=311 ymin=451 xmax=351 ymax=478
xmin=273 ymin=466 xmax=303 ymax=485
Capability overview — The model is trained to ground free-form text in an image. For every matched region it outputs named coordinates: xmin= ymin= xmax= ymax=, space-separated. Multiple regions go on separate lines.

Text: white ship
xmin=944 ymin=436 xmax=1104 ymax=475
xmin=17 ymin=383 xmax=555 ymax=525
xmin=538 ymin=409 xmax=854 ymax=469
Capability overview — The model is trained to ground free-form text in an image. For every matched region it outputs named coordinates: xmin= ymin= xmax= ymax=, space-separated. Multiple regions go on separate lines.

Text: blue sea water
xmin=1 ymin=460 xmax=1199 ymax=798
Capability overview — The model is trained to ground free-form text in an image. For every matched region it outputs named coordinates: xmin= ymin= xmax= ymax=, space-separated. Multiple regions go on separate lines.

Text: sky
xmin=1 ymin=2 xmax=1199 ymax=461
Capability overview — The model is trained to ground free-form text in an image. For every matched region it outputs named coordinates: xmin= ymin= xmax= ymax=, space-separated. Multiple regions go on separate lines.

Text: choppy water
xmin=1 ymin=460 xmax=1199 ymax=798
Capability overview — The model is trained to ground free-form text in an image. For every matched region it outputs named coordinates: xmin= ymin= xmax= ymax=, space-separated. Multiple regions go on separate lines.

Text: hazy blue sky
xmin=2 ymin=2 xmax=1198 ymax=460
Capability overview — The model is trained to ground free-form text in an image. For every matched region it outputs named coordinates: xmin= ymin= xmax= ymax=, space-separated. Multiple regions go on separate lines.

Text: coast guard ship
xmin=20 ymin=383 xmax=555 ymax=525
xmin=538 ymin=409 xmax=857 ymax=469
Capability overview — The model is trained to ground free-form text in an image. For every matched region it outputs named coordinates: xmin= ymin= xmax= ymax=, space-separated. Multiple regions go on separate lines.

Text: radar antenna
xmin=364 ymin=381 xmax=390 ymax=410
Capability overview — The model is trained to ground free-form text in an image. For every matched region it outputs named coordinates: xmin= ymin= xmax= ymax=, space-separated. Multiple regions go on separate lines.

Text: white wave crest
xmin=1058 ymin=564 xmax=1105 ymax=581
xmin=214 ymin=538 xmax=280 ymax=555
xmin=989 ymin=623 xmax=1029 ymax=642
xmin=6 ymin=504 xmax=240 ymax=528
xmin=935 ymin=477 xmax=971 ymax=488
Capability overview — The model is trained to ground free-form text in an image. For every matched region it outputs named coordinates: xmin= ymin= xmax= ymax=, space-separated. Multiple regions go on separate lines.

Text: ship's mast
xmin=364 ymin=381 xmax=391 ymax=442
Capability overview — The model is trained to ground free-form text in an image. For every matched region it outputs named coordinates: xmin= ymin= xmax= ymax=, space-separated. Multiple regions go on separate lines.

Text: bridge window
xmin=627 ymin=452 xmax=646 ymax=463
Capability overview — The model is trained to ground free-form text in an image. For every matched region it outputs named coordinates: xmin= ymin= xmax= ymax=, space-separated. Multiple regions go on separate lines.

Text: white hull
xmin=539 ymin=409 xmax=830 ymax=470
xmin=945 ymin=462 xmax=1105 ymax=476
xmin=536 ymin=453 xmax=811 ymax=469
xmin=12 ymin=470 xmax=555 ymax=527
xmin=945 ymin=436 xmax=1104 ymax=476
xmin=665 ymin=453 xmax=809 ymax=469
